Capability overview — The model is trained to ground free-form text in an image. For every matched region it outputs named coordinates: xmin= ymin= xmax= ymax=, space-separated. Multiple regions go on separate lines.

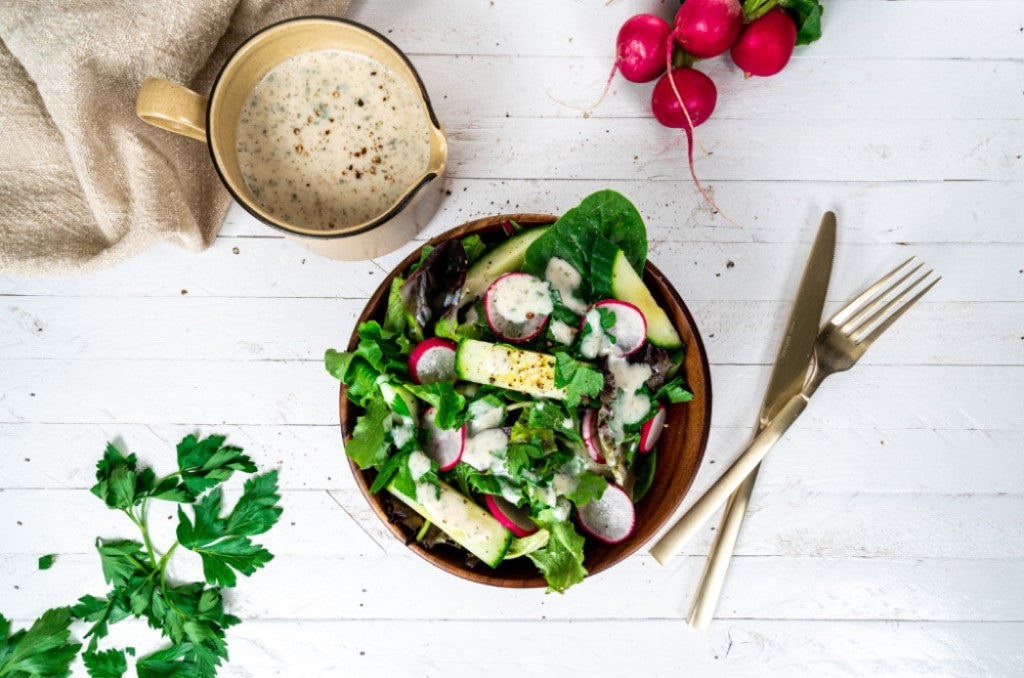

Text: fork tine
xmin=849 ymin=268 xmax=931 ymax=338
xmin=854 ymin=275 xmax=940 ymax=347
xmin=831 ymin=257 xmax=917 ymax=326
xmin=840 ymin=262 xmax=924 ymax=334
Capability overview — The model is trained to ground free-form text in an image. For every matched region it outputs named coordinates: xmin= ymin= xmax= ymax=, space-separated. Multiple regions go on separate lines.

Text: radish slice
xmin=576 ymin=483 xmax=636 ymax=544
xmin=485 ymin=494 xmax=538 ymax=538
xmin=579 ymin=300 xmax=647 ymax=359
xmin=408 ymin=338 xmax=458 ymax=384
xmin=581 ymin=408 xmax=606 ymax=464
xmin=423 ymin=406 xmax=465 ymax=471
xmin=639 ymin=403 xmax=667 ymax=453
xmin=484 ymin=272 xmax=553 ymax=342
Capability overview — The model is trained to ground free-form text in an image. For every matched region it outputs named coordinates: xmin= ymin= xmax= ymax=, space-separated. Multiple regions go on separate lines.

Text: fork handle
xmin=649 ymin=375 xmax=822 ymax=565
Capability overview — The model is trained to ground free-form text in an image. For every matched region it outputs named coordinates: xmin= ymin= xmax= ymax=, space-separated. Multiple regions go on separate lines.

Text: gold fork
xmin=650 ymin=257 xmax=940 ymax=564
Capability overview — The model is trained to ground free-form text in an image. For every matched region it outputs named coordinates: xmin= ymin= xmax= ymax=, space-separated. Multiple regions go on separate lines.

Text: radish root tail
xmin=664 ymin=35 xmax=738 ymax=227
xmin=549 ymin=62 xmax=618 ymax=112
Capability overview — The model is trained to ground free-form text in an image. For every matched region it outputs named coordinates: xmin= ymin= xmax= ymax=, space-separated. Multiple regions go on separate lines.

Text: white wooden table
xmin=3 ymin=1 xmax=1023 ymax=675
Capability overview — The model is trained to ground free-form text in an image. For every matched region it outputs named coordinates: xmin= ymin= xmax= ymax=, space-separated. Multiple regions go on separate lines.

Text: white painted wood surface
xmin=2 ymin=0 xmax=1023 ymax=675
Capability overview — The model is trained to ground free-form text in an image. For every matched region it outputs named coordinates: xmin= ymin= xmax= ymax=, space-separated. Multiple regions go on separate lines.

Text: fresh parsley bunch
xmin=0 ymin=435 xmax=283 ymax=678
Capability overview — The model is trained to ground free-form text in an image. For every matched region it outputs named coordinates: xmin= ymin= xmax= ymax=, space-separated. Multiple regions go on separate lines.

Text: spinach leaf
xmin=522 ymin=190 xmax=647 ymax=298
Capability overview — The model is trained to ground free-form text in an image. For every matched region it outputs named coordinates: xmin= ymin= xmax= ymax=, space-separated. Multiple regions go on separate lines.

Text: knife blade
xmin=684 ymin=211 xmax=836 ymax=629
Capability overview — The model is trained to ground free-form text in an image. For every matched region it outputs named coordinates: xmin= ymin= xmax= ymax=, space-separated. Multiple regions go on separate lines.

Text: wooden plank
xmin=437 ymin=117 xmax=1023 ymax=182
xmin=2 ymin=488 xmax=1022 ymax=559
xmin=348 ymin=0 xmax=1024 ymax=61
xmin=2 ymin=297 xmax=1019 ymax=365
xmin=217 ymin=179 xmax=1024 ymax=245
xmin=1 ymin=359 xmax=1020 ymax=430
xmin=0 ymin=360 xmax=1021 ymax=431
xmin=1 ymin=617 xmax=1020 ymax=677
xmin=2 ymin=552 xmax=1022 ymax=623
xmin=2 ymin=238 xmax=1019 ymax=302
xmin=413 ymin=55 xmax=1024 ymax=122
xmin=3 ymin=425 xmax=1021 ymax=496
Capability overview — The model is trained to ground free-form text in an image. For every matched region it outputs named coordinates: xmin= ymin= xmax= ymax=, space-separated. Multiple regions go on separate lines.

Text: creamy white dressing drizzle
xmin=462 ymin=429 xmax=509 ymax=473
xmin=579 ymin=308 xmax=604 ymax=359
xmin=236 ymin=49 xmax=430 ymax=231
xmin=390 ymin=419 xmax=416 ymax=449
xmin=544 ymin=257 xmax=589 ymax=314
xmin=606 ymin=356 xmax=653 ymax=432
xmin=491 ymin=274 xmax=553 ymax=324
xmin=550 ymin=319 xmax=577 ymax=346
xmin=407 ymin=450 xmax=433 ymax=481
xmin=467 ymin=399 xmax=505 ymax=435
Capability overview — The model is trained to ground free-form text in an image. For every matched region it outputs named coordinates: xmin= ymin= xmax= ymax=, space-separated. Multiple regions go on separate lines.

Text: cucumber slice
xmin=455 ymin=339 xmax=565 ymax=400
xmin=505 ymin=528 xmax=551 ymax=559
xmin=461 ymin=226 xmax=550 ymax=306
xmin=388 ymin=479 xmax=513 ymax=568
xmin=609 ymin=250 xmax=682 ymax=348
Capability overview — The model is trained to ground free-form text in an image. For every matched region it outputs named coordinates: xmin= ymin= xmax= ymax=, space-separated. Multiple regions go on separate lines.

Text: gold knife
xmin=650 ymin=213 xmax=836 ymax=603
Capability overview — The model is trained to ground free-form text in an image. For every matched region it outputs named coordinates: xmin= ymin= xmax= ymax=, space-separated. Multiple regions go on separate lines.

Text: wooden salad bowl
xmin=338 ymin=214 xmax=712 ymax=588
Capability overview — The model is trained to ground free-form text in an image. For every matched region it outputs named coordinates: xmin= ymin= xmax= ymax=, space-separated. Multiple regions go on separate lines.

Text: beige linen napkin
xmin=0 ymin=0 xmax=350 ymax=277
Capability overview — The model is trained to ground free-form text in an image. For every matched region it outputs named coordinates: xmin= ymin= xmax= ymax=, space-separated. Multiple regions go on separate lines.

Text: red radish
xmin=672 ymin=0 xmax=743 ymax=59
xmin=730 ymin=8 xmax=797 ymax=78
xmin=484 ymin=272 xmax=552 ymax=342
xmin=616 ymin=14 xmax=673 ymax=82
xmin=581 ymin=300 xmax=647 ymax=358
xmin=423 ymin=406 xmax=465 ymax=471
xmin=581 ymin=408 xmax=606 ymax=464
xmin=485 ymin=495 xmax=538 ymax=537
xmin=639 ymin=402 xmax=667 ymax=453
xmin=651 ymin=67 xmax=734 ymax=224
xmin=651 ymin=68 xmax=717 ymax=131
xmin=560 ymin=14 xmax=671 ymax=112
xmin=408 ymin=338 xmax=457 ymax=384
xmin=500 ymin=219 xmax=517 ymax=237
xmin=576 ymin=483 xmax=636 ymax=544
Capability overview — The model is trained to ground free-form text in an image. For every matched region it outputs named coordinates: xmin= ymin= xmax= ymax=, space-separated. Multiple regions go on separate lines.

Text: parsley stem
xmin=158 ymin=541 xmax=187 ymax=618
xmin=505 ymin=401 xmax=531 ymax=412
xmin=134 ymin=499 xmax=159 ymax=571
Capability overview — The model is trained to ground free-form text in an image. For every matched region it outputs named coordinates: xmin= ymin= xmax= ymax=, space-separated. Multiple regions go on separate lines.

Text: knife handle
xmin=649 ymin=375 xmax=821 ymax=565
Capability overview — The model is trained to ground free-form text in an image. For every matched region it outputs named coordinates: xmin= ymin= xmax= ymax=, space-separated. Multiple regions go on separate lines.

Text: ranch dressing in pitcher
xmin=236 ymin=49 xmax=430 ymax=231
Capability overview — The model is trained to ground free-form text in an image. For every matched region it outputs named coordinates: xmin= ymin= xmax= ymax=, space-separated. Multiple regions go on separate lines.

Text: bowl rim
xmin=338 ymin=213 xmax=712 ymax=588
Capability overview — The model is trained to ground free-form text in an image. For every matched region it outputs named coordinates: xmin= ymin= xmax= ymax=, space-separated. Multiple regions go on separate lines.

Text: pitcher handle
xmin=135 ymin=77 xmax=208 ymax=142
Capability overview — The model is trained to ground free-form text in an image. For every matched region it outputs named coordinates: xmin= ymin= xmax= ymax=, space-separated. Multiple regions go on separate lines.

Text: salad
xmin=325 ymin=190 xmax=693 ymax=592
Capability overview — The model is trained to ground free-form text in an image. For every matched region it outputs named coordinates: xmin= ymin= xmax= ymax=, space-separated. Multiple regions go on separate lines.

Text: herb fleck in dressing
xmin=236 ymin=50 xmax=430 ymax=231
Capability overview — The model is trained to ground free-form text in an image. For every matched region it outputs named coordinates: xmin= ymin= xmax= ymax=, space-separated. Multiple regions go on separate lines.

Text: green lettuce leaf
xmin=527 ymin=516 xmax=588 ymax=593
xmin=344 ymin=397 xmax=392 ymax=470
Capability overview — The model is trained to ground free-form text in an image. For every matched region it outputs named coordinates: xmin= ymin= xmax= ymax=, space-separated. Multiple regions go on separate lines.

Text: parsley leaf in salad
xmin=554 ymin=353 xmax=604 ymax=408
xmin=654 ymin=376 xmax=695 ymax=404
